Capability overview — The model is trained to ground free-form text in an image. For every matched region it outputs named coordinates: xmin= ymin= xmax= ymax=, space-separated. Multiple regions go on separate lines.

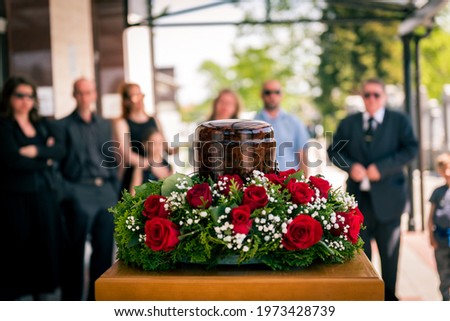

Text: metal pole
xmin=402 ymin=34 xmax=416 ymax=232
xmin=123 ymin=0 xmax=129 ymax=28
xmin=147 ymin=0 xmax=157 ymax=114
xmin=443 ymin=86 xmax=450 ymax=150
xmin=414 ymin=35 xmax=426 ymax=231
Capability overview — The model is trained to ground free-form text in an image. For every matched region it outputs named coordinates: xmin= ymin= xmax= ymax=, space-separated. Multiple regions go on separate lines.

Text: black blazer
xmin=327 ymin=109 xmax=418 ymax=222
xmin=57 ymin=110 xmax=118 ymax=183
xmin=0 ymin=117 xmax=64 ymax=193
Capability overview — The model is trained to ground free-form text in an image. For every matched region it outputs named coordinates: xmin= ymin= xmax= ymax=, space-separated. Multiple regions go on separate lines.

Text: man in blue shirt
xmin=254 ymin=80 xmax=310 ymax=174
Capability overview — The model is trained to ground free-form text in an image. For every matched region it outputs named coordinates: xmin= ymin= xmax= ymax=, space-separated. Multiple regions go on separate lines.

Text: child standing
xmin=130 ymin=127 xmax=173 ymax=194
xmin=428 ymin=152 xmax=450 ymax=301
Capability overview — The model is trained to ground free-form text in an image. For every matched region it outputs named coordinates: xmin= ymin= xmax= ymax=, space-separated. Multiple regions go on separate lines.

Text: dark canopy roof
xmin=134 ymin=0 xmax=448 ymax=36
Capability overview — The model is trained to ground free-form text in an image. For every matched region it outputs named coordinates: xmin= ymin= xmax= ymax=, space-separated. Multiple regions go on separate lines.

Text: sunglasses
xmin=263 ymin=89 xmax=281 ymax=96
xmin=363 ymin=92 xmax=381 ymax=99
xmin=13 ymin=92 xmax=35 ymax=100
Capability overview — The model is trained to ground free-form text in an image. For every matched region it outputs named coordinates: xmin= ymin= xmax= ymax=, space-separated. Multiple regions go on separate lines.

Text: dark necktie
xmin=365 ymin=117 xmax=376 ymax=145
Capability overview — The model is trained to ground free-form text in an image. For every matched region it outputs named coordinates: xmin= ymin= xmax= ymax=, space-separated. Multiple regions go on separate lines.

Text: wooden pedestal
xmin=95 ymin=251 xmax=383 ymax=301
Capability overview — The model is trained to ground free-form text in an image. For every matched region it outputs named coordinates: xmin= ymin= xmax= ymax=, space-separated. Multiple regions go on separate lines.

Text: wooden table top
xmin=96 ymin=251 xmax=384 ymax=301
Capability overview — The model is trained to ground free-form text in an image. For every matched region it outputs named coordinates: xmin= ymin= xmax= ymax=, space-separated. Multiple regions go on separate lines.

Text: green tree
xmin=182 ymin=45 xmax=301 ymax=123
xmin=421 ymin=9 xmax=450 ymax=101
xmin=316 ymin=6 xmax=403 ymax=129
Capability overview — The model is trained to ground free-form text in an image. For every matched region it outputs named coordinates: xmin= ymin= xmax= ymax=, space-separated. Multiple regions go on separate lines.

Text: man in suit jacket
xmin=327 ymin=78 xmax=418 ymax=300
xmin=57 ymin=78 xmax=119 ymax=301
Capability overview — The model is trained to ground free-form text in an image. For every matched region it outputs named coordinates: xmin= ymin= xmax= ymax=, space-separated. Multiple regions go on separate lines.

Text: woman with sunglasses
xmin=0 ymin=76 xmax=64 ymax=300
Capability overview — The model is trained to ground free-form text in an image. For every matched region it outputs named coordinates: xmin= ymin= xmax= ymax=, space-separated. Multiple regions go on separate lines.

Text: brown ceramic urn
xmin=194 ymin=119 xmax=276 ymax=180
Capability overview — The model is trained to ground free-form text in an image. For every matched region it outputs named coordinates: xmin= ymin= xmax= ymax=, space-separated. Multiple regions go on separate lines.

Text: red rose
xmin=230 ymin=205 xmax=253 ymax=234
xmin=287 ymin=179 xmax=315 ymax=205
xmin=144 ymin=217 xmax=180 ymax=252
xmin=278 ymin=168 xmax=298 ymax=178
xmin=265 ymin=173 xmax=285 ymax=185
xmin=282 ymin=215 xmax=323 ymax=250
xmin=242 ymin=185 xmax=268 ymax=210
xmin=142 ymin=195 xmax=170 ymax=219
xmin=309 ymin=176 xmax=331 ymax=199
xmin=332 ymin=207 xmax=364 ymax=244
xmin=265 ymin=169 xmax=297 ymax=186
xmin=217 ymin=174 xmax=244 ymax=195
xmin=186 ymin=183 xmax=212 ymax=209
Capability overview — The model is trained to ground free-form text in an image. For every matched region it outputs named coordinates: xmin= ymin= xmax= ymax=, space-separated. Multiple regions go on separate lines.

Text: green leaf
xmin=210 ymin=203 xmax=235 ymax=223
xmin=287 ymin=170 xmax=304 ymax=182
xmin=127 ymin=234 xmax=141 ymax=248
xmin=134 ymin=181 xmax=163 ymax=198
xmin=161 ymin=173 xmax=193 ymax=197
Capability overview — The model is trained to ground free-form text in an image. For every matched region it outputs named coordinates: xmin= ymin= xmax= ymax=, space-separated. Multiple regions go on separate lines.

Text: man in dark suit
xmin=57 ymin=78 xmax=119 ymax=300
xmin=327 ymin=78 xmax=418 ymax=300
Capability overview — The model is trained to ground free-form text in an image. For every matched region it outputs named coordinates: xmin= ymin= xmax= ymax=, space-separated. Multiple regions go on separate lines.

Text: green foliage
xmin=180 ymin=2 xmax=450 ymax=128
xmin=316 ymin=19 xmax=403 ymax=127
xmin=160 ymin=173 xmax=193 ymax=197
xmin=196 ymin=46 xmax=294 ymax=112
xmin=421 ymin=27 xmax=450 ymax=101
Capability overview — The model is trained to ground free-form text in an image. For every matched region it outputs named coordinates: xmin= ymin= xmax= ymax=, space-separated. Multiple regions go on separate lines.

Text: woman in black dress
xmin=113 ymin=83 xmax=160 ymax=195
xmin=0 ymin=76 xmax=64 ymax=300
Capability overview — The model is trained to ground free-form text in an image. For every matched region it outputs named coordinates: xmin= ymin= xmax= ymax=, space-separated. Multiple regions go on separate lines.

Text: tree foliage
xmin=181 ymin=1 xmax=450 ymax=128
xmin=181 ymin=45 xmax=301 ymax=123
xmin=316 ymin=6 xmax=403 ymax=128
xmin=421 ymin=27 xmax=450 ymax=101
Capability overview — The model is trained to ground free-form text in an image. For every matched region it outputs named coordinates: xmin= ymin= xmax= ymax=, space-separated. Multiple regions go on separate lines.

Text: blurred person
xmin=254 ymin=80 xmax=310 ymax=174
xmin=130 ymin=127 xmax=173 ymax=192
xmin=327 ymin=78 xmax=418 ymax=300
xmin=113 ymin=82 xmax=169 ymax=195
xmin=207 ymin=88 xmax=242 ymax=121
xmin=0 ymin=76 xmax=64 ymax=300
xmin=428 ymin=152 xmax=450 ymax=301
xmin=57 ymin=77 xmax=119 ymax=301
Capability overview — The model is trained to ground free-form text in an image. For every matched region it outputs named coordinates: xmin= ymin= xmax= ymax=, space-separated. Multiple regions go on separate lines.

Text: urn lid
xmin=195 ymin=119 xmax=274 ymax=142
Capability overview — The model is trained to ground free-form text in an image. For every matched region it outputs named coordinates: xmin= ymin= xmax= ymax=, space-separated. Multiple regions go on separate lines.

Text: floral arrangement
xmin=111 ymin=169 xmax=364 ymax=271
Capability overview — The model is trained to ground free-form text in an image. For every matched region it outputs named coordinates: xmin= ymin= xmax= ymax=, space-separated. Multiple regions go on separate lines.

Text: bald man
xmin=57 ymin=78 xmax=119 ymax=300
